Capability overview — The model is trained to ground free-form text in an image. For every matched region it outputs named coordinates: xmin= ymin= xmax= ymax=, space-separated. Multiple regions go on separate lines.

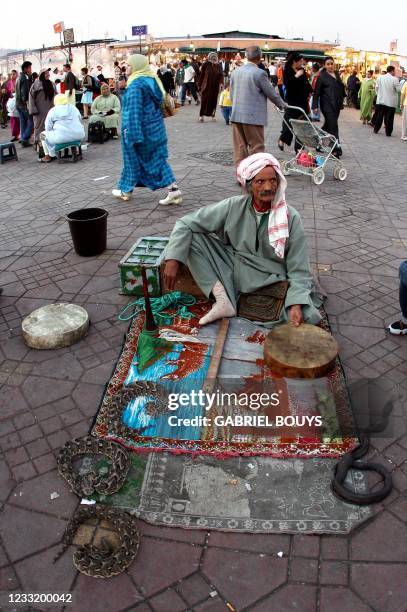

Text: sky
xmin=4 ymin=0 xmax=407 ymax=56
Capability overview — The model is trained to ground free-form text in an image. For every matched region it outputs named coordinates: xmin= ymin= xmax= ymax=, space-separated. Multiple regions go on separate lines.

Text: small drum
xmin=264 ymin=323 xmax=338 ymax=378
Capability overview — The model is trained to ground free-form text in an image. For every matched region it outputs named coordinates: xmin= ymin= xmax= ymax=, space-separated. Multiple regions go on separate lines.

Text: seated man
xmin=164 ymin=152 xmax=322 ymax=326
xmin=89 ymin=83 xmax=120 ymax=139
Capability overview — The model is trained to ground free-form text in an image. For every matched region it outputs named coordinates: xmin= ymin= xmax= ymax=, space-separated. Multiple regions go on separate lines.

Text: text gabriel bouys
xmin=168 ymin=415 xmax=323 ymax=427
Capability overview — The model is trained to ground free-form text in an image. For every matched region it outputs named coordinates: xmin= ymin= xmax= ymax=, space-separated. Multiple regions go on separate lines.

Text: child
xmin=6 ymin=93 xmax=20 ymax=141
xmin=219 ymin=84 xmax=232 ymax=125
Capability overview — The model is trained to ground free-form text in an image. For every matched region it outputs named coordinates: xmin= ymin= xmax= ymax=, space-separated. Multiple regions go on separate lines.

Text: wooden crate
xmin=118 ymin=237 xmax=168 ymax=296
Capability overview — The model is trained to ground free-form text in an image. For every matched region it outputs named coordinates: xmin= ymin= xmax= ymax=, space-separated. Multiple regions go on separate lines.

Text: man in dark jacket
xmin=312 ymin=56 xmax=345 ymax=156
xmin=347 ymin=69 xmax=361 ymax=108
xmin=63 ymin=64 xmax=76 ymax=105
xmin=15 ymin=61 xmax=33 ymax=146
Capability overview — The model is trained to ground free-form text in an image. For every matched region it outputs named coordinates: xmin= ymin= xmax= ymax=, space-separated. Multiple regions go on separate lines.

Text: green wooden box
xmin=118 ymin=236 xmax=169 ymax=296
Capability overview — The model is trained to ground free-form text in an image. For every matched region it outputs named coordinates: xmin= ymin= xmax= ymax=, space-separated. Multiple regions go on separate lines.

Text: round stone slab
xmin=22 ymin=303 xmax=90 ymax=350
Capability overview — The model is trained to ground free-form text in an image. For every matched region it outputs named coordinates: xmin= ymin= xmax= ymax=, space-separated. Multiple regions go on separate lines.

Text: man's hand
xmin=289 ymin=304 xmax=303 ymax=327
xmin=164 ymin=259 xmax=180 ymax=291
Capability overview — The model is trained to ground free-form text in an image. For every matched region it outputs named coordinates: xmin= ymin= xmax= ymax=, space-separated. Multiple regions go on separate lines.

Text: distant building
xmin=109 ymin=30 xmax=334 ymax=62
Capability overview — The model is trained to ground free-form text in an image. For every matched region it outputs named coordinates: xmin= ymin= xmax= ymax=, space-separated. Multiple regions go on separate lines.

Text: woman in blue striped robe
xmin=112 ymin=54 xmax=182 ymax=206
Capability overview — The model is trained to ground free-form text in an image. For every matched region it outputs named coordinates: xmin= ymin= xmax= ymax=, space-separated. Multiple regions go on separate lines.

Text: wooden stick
xmin=201 ymin=318 xmax=230 ymax=441
xmin=202 ymin=318 xmax=230 ymax=394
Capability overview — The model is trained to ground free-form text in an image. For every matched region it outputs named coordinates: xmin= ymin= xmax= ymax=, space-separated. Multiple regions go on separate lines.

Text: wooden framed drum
xmin=264 ymin=323 xmax=338 ymax=379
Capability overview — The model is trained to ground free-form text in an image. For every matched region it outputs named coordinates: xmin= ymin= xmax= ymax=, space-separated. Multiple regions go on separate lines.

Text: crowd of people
xmin=0 ymin=49 xmax=405 ymax=196
xmin=0 ymin=48 xmax=406 ymax=333
xmin=0 ymin=60 xmax=124 ymax=160
xmin=2 ymin=50 xmax=406 ymax=162
xmin=1 ymin=49 xmax=406 ymax=174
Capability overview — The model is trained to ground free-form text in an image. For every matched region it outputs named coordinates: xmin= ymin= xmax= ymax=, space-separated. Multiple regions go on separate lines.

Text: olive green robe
xmin=359 ymin=78 xmax=376 ymax=121
xmin=89 ymin=93 xmax=120 ymax=129
xmin=164 ymin=195 xmax=322 ymax=327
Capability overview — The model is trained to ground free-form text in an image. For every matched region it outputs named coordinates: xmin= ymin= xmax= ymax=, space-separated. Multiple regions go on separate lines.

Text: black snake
xmin=332 ymin=400 xmax=393 ymax=505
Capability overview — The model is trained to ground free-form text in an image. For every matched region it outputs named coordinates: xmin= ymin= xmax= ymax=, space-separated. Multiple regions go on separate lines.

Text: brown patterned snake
xmin=99 ymin=380 xmax=169 ymax=439
xmin=55 ymin=381 xmax=169 ymax=577
xmin=54 ymin=504 xmax=140 ymax=578
xmin=57 ymin=436 xmax=130 ymax=497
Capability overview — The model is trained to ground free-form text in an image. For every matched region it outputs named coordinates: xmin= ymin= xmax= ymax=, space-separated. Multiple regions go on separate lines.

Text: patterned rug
xmin=92 ymin=302 xmax=358 ymax=458
xmin=87 ymin=453 xmax=371 ymax=535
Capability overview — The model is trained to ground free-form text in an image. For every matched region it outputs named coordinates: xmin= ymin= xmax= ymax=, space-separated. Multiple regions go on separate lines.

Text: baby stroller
xmin=277 ymin=106 xmax=347 ymax=185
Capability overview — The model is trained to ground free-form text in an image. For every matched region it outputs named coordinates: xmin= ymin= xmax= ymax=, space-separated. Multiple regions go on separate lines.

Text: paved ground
xmin=0 ymin=103 xmax=407 ymax=612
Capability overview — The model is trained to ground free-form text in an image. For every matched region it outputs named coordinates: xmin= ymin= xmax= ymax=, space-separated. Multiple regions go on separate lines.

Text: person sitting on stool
xmin=40 ymin=93 xmax=85 ymax=163
xmin=89 ymin=83 xmax=120 ymax=139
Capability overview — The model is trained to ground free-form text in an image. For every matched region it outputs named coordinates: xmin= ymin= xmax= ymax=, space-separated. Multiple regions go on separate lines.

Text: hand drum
xmin=264 ymin=323 xmax=338 ymax=379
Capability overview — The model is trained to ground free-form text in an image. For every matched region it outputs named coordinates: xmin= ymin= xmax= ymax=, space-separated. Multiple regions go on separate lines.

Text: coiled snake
xmin=56 ymin=382 xmax=169 ymax=577
xmin=57 ymin=436 xmax=130 ymax=497
xmin=54 ymin=504 xmax=140 ymax=578
xmin=100 ymin=380 xmax=169 ymax=439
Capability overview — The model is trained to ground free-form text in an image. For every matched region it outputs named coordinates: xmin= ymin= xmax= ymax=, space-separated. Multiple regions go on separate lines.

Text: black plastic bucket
xmin=66 ymin=207 xmax=108 ymax=257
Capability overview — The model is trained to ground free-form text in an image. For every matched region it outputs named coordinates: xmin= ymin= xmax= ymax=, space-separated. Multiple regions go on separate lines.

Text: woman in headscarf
xmin=28 ymin=69 xmax=55 ymax=149
xmin=1 ymin=71 xmax=18 ymax=128
xmin=89 ymin=83 xmax=120 ymax=138
xmin=39 ymin=93 xmax=85 ymax=163
xmin=197 ymin=52 xmax=223 ymax=122
xmin=157 ymin=64 xmax=175 ymax=95
xmin=112 ymin=54 xmax=182 ymax=206
xmin=278 ymin=52 xmax=312 ymax=152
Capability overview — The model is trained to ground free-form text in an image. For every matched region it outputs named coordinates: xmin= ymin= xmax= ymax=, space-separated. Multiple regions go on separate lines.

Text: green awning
xmin=262 ymin=48 xmax=327 ymax=60
xmin=219 ymin=47 xmax=243 ymax=52
xmin=180 ymin=46 xmax=244 ymax=54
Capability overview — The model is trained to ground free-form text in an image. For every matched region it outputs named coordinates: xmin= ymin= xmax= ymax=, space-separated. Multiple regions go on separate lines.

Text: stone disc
xmin=264 ymin=323 xmax=338 ymax=379
xmin=22 ymin=303 xmax=90 ymax=350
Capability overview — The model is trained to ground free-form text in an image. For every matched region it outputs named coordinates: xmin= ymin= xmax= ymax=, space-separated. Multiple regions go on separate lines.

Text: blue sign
xmin=132 ymin=25 xmax=148 ymax=36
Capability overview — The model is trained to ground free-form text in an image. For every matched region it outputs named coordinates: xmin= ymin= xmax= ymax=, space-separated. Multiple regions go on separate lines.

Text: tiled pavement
xmin=0 ymin=105 xmax=407 ymax=612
